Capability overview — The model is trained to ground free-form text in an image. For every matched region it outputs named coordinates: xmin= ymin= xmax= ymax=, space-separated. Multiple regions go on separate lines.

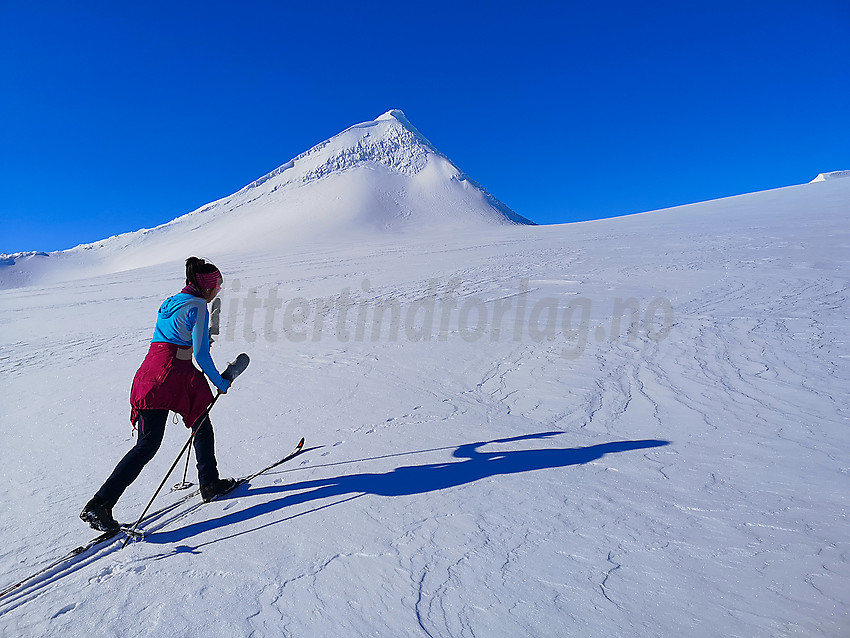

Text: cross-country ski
xmin=0 ymin=438 xmax=306 ymax=604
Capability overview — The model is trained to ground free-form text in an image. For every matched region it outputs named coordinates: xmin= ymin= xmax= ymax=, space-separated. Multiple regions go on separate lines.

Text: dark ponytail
xmin=185 ymin=256 xmax=220 ymax=288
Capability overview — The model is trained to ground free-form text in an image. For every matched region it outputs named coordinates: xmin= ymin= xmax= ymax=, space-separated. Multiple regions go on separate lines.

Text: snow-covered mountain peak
xmin=0 ymin=111 xmax=532 ymax=288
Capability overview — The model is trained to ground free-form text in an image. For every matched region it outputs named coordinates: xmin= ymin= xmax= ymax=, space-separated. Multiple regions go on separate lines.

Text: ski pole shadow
xmin=146 ymin=432 xmax=670 ymax=547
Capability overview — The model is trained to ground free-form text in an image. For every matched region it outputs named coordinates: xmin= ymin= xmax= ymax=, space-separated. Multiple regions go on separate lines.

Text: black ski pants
xmin=94 ymin=409 xmax=219 ymax=509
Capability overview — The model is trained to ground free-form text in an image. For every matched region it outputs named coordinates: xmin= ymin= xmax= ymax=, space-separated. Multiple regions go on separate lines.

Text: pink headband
xmin=195 ymin=270 xmax=222 ymax=289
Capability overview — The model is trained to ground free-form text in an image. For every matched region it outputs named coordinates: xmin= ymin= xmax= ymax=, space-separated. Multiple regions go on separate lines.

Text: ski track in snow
xmin=1 ymin=182 xmax=850 ymax=636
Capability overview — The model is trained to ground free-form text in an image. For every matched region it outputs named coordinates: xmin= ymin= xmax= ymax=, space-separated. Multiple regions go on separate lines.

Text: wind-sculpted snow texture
xmin=1 ymin=176 xmax=849 ymax=636
xmin=302 ymin=123 xmax=428 ymax=181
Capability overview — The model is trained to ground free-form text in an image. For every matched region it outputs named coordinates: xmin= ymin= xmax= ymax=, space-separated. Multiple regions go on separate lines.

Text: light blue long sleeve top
xmin=151 ymin=292 xmax=230 ymax=392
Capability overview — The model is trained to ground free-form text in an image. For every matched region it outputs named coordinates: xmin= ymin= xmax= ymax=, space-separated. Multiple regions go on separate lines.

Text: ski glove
xmin=221 ymin=354 xmax=250 ymax=383
xmin=216 ymin=354 xmax=249 ymax=394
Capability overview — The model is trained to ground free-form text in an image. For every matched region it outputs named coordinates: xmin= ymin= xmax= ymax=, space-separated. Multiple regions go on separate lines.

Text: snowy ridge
xmin=0 ymin=251 xmax=49 ymax=266
xmin=810 ymin=169 xmax=850 ymax=182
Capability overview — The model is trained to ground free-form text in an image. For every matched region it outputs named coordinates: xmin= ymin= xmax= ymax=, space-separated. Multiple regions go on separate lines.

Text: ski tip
xmin=297 ymin=437 xmax=305 ymax=449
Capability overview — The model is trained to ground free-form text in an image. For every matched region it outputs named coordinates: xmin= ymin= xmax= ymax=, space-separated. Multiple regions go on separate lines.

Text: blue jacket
xmin=151 ymin=292 xmax=230 ymax=393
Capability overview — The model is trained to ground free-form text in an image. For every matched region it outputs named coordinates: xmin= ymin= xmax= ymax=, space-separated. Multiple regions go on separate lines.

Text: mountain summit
xmin=203 ymin=108 xmax=533 ymax=236
xmin=0 ymin=111 xmax=533 ymax=287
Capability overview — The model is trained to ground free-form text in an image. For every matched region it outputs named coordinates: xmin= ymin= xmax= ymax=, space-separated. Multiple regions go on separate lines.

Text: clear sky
xmin=2 ymin=1 xmax=848 ymax=253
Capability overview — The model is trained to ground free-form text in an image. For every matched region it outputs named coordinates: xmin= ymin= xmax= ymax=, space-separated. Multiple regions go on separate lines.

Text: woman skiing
xmin=81 ymin=257 xmax=237 ymax=532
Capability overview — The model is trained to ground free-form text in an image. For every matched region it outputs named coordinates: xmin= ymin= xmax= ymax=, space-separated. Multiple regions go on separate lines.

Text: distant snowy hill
xmin=0 ymin=110 xmax=532 ymax=289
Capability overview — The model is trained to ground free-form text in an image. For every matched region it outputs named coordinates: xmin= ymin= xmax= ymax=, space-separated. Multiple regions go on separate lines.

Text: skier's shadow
xmin=147 ymin=432 xmax=669 ymax=547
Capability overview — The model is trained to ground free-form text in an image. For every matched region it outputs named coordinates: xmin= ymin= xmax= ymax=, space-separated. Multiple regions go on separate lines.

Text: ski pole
xmin=173 ymin=430 xmax=196 ymax=491
xmin=122 ymin=391 xmax=222 ymax=547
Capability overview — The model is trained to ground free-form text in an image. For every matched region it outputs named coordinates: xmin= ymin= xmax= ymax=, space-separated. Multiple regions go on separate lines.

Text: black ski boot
xmin=200 ymin=478 xmax=238 ymax=502
xmin=80 ymin=498 xmax=120 ymax=532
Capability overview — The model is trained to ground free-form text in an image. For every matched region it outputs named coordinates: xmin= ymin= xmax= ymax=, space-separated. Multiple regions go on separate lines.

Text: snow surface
xmin=1 ymin=125 xmax=849 ymax=634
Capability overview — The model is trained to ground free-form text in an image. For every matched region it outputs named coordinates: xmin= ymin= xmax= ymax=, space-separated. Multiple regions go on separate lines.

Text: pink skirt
xmin=129 ymin=342 xmax=214 ymax=428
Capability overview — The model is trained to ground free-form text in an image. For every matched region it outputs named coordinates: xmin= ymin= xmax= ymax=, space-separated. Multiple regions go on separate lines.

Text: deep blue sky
xmin=2 ymin=1 xmax=848 ymax=253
